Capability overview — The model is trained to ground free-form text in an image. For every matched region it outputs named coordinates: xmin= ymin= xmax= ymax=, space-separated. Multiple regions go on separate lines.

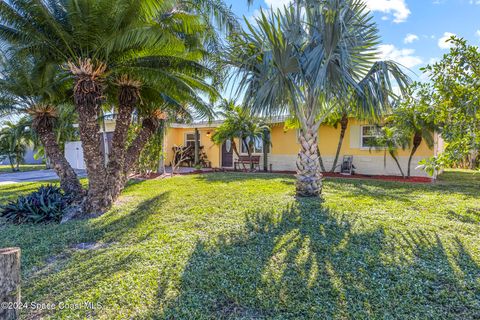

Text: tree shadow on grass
xmin=150 ymin=198 xmax=479 ymax=319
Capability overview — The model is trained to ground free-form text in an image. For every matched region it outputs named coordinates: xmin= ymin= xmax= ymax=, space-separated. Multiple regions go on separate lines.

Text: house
xmin=165 ymin=118 xmax=441 ymax=177
xmin=65 ymin=117 xmax=440 ymax=177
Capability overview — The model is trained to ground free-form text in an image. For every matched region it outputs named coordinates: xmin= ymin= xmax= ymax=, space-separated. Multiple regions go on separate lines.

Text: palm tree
xmin=390 ymin=88 xmax=436 ymax=177
xmin=212 ymin=100 xmax=270 ymax=170
xmin=0 ymin=55 xmax=84 ymax=195
xmin=0 ymin=0 xmax=221 ymax=214
xmin=230 ymin=1 xmax=407 ymax=196
xmin=0 ymin=118 xmax=32 ymax=172
xmin=371 ymin=126 xmax=410 ymax=178
xmin=329 ymin=61 xmax=410 ymax=172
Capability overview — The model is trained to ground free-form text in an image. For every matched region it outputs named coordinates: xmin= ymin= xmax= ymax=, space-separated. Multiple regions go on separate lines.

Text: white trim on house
xmin=360 ymin=125 xmax=383 ymax=149
xmin=169 ymin=115 xmax=289 ymax=129
xmin=268 ymin=154 xmax=430 ymax=177
xmin=184 ymin=131 xmax=197 ymax=147
xmin=239 ymin=137 xmax=264 ymax=155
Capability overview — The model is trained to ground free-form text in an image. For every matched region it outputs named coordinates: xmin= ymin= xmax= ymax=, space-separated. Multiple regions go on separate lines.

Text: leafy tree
xmin=422 ymin=36 xmax=480 ymax=169
xmin=416 ymin=156 xmax=445 ymax=182
xmin=212 ymin=100 xmax=269 ymax=170
xmin=0 ymin=0 xmax=222 ymax=215
xmin=230 ymin=1 xmax=407 ymax=196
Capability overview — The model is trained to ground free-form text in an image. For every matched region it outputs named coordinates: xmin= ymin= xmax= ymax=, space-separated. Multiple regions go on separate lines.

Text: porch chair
xmin=340 ymin=155 xmax=355 ymax=175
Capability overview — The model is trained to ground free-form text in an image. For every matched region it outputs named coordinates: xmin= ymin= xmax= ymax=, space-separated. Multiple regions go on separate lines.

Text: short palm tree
xmin=372 ymin=125 xmax=410 ymax=178
xmin=390 ymin=87 xmax=436 ymax=177
xmin=329 ymin=61 xmax=410 ymax=172
xmin=212 ymin=100 xmax=270 ymax=170
xmin=0 ymin=0 xmax=221 ymax=214
xmin=0 ymin=55 xmax=83 ymax=195
xmin=0 ymin=118 xmax=32 ymax=172
xmin=231 ymin=1 xmax=407 ymax=196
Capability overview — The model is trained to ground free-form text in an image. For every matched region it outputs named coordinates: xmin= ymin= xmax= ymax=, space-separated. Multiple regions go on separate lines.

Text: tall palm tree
xmin=0 ymin=0 xmax=220 ymax=214
xmin=230 ymin=1 xmax=407 ymax=196
xmin=0 ymin=55 xmax=83 ymax=195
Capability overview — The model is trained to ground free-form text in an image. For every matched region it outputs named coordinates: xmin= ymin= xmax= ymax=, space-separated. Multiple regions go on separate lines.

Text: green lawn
xmin=0 ymin=164 xmax=46 ymax=174
xmin=0 ymin=171 xmax=479 ymax=319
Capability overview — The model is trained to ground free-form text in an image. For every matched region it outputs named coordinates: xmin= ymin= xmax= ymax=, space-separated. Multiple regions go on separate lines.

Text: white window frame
xmin=240 ymin=136 xmax=264 ymax=155
xmin=360 ymin=125 xmax=383 ymax=149
xmin=184 ymin=132 xmax=198 ymax=148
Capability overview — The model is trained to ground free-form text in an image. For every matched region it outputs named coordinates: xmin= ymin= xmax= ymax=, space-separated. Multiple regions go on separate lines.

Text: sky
xmin=223 ymin=0 xmax=480 ymax=82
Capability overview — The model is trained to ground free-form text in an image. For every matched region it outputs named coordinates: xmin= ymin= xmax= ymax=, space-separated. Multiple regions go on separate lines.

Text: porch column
xmin=194 ymin=128 xmax=200 ymax=166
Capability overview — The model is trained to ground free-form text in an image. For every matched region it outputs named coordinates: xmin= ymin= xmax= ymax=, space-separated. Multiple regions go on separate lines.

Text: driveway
xmin=0 ymin=169 xmax=87 ymax=185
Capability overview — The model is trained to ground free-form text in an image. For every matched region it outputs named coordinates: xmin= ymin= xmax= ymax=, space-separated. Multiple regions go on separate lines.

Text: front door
xmin=221 ymin=140 xmax=233 ymax=167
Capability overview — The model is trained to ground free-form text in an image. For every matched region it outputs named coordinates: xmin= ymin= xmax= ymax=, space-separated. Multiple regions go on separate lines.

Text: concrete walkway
xmin=0 ymin=169 xmax=87 ymax=185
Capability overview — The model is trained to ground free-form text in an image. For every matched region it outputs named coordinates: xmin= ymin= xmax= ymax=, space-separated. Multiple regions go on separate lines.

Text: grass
xmin=0 ymin=164 xmax=46 ymax=174
xmin=0 ymin=170 xmax=478 ymax=319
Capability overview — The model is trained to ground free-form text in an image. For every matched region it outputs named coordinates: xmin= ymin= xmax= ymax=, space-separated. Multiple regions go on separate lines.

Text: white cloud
xmin=262 ymin=0 xmax=410 ymax=22
xmin=438 ymin=32 xmax=456 ymax=49
xmin=378 ymin=44 xmax=423 ymax=68
xmin=476 ymin=30 xmax=480 ymax=38
xmin=264 ymin=0 xmax=291 ymax=9
xmin=363 ymin=0 xmax=411 ymax=23
xmin=404 ymin=33 xmax=419 ymax=44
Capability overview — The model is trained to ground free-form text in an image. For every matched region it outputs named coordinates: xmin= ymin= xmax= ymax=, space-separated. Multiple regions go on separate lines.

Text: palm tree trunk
xmin=194 ymin=128 xmax=200 ymax=166
xmin=15 ymin=151 xmax=20 ymax=171
xmin=70 ymin=60 xmax=108 ymax=215
xmin=317 ymin=146 xmax=326 ymax=172
xmin=158 ymin=120 xmax=166 ymax=174
xmin=407 ymin=132 xmax=422 ymax=177
xmin=8 ymin=155 xmax=14 ymax=172
xmin=118 ymin=116 xmax=160 ymax=197
xmin=330 ymin=114 xmax=348 ymax=172
xmin=296 ymin=125 xmax=323 ymax=197
xmin=105 ymin=84 xmax=138 ymax=204
xmin=390 ymin=151 xmax=405 ymax=178
xmin=34 ymin=122 xmax=84 ymax=197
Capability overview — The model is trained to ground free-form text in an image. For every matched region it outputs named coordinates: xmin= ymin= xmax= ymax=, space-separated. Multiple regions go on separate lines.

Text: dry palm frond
xmin=27 ymin=104 xmax=58 ymax=118
xmin=152 ymin=109 xmax=168 ymax=120
xmin=116 ymin=75 xmax=141 ymax=89
xmin=27 ymin=104 xmax=58 ymax=129
xmin=67 ymin=58 xmax=107 ymax=80
xmin=117 ymin=75 xmax=142 ymax=106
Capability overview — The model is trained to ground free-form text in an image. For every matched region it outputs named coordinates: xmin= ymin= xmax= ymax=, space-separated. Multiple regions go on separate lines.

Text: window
xmin=185 ymin=133 xmax=198 ymax=148
xmin=241 ymin=136 xmax=263 ymax=154
xmin=361 ymin=125 xmax=382 ymax=148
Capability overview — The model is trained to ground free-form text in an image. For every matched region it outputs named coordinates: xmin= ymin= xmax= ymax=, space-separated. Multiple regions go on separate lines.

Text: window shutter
xmin=350 ymin=125 xmax=361 ymax=149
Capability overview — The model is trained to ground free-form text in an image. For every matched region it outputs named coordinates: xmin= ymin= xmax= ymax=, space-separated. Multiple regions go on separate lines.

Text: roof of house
xmin=169 ymin=115 xmax=288 ymax=129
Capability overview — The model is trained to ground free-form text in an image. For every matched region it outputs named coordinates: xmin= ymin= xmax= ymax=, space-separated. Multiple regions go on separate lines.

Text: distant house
xmin=65 ymin=117 xmax=441 ymax=177
xmin=0 ymin=146 xmax=43 ymax=166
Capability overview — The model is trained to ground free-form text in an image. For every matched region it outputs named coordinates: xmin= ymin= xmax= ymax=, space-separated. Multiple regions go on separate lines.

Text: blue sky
xmin=224 ymin=0 xmax=480 ymax=81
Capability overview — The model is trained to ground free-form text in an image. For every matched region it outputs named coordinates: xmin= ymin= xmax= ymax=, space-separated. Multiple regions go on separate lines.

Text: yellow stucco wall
xmin=269 ymin=118 xmax=433 ymax=157
xmin=164 ymin=118 xmax=435 ymax=169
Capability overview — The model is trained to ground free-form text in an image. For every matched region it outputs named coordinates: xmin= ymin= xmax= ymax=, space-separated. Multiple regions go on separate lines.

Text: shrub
xmin=0 ymin=185 xmax=71 ymax=224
